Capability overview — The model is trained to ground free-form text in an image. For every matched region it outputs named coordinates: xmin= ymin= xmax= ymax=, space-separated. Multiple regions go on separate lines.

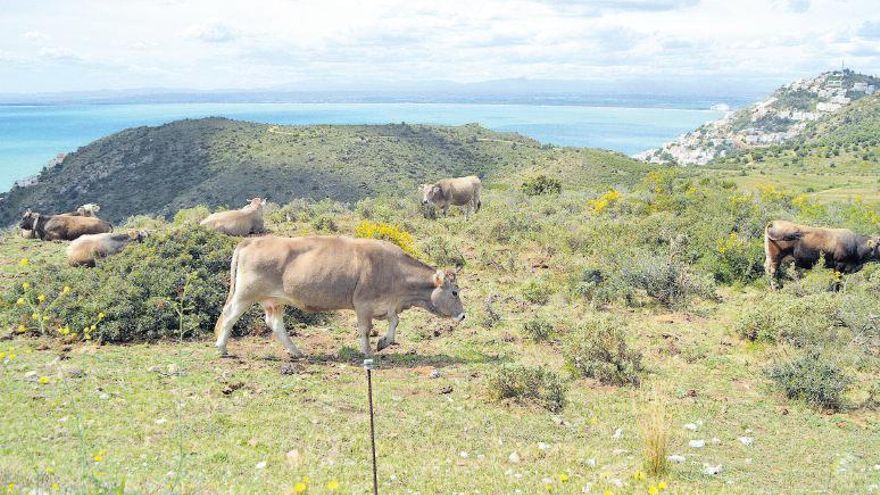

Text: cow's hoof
xmin=376 ymin=337 xmax=395 ymax=352
xmin=369 ymin=328 xmax=379 ymax=337
xmin=287 ymin=352 xmax=305 ymax=360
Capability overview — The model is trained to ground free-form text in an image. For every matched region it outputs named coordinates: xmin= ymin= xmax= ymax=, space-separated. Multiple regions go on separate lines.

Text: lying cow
xmin=66 ymin=230 xmax=146 ymax=267
xmin=200 ymin=198 xmax=267 ymax=236
xmin=214 ymin=235 xmax=466 ymax=358
xmin=19 ymin=210 xmax=113 ymax=241
xmin=421 ymin=176 xmax=482 ymax=217
xmin=62 ymin=203 xmax=101 ymax=217
xmin=764 ymin=220 xmax=880 ymax=289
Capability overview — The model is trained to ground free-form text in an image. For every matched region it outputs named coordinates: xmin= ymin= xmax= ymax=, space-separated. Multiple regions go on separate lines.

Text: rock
xmin=612 ymin=428 xmax=623 ymax=440
xmin=439 ymin=385 xmax=453 ymax=394
xmin=689 ymin=439 xmax=705 ymax=448
xmin=538 ymin=442 xmax=551 ymax=450
xmin=167 ymin=363 xmax=178 ymax=374
xmin=255 ymin=461 xmax=267 ymax=470
xmin=738 ymin=436 xmax=754 ymax=446
xmin=286 ymin=449 xmax=301 ymax=467
xmin=148 ymin=365 xmax=162 ymax=373
xmin=98 ymin=392 xmax=110 ymax=400
xmin=710 ymin=437 xmax=721 ymax=445
xmin=684 ymin=423 xmax=699 ymax=432
xmin=279 ymin=363 xmax=299 ymax=375
xmin=459 ymin=451 xmax=469 ymax=459
xmin=24 ymin=371 xmax=38 ymax=382
xmin=703 ymin=464 xmax=723 ymax=475
xmin=430 ymin=369 xmax=441 ymax=379
xmin=155 ymin=418 xmax=167 ymax=425
xmin=586 ymin=458 xmax=597 ymax=467
xmin=668 ymin=454 xmax=686 ymax=464
xmin=508 ymin=452 xmax=521 ymax=464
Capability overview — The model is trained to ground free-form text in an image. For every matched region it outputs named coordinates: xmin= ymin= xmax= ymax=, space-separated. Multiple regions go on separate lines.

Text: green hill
xmin=0 ymin=118 xmax=647 ymax=224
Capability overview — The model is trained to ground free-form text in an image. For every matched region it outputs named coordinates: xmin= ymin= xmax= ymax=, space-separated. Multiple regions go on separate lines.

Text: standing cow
xmin=19 ymin=210 xmax=113 ymax=241
xmin=421 ymin=176 xmax=482 ymax=217
xmin=200 ymin=197 xmax=267 ymax=236
xmin=764 ymin=220 xmax=880 ymax=289
xmin=213 ymin=235 xmax=466 ymax=358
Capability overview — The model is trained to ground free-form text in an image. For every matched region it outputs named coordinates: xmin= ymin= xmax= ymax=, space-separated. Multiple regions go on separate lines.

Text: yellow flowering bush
xmin=587 ymin=189 xmax=622 ymax=214
xmin=354 ymin=220 xmax=421 ymax=258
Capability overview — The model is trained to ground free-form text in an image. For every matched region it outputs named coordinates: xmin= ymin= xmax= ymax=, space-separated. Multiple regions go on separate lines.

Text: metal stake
xmin=364 ymin=358 xmax=378 ymax=495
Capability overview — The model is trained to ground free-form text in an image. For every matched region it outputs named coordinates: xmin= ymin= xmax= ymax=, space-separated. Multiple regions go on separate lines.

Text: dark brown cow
xmin=764 ymin=220 xmax=880 ymax=289
xmin=19 ymin=210 xmax=113 ymax=241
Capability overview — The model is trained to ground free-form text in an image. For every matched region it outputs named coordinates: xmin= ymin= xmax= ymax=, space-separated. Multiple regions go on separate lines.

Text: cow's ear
xmin=444 ymin=269 xmax=457 ymax=283
xmin=868 ymin=239 xmax=879 ymax=249
xmin=433 ymin=269 xmax=445 ymax=287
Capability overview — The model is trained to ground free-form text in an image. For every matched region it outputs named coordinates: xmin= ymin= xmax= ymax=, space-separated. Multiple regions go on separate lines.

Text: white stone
xmin=255 ymin=461 xmax=267 ymax=470
xmin=459 ymin=451 xmax=468 ymax=458
xmin=689 ymin=439 xmax=705 ymax=448
xmin=703 ymin=464 xmax=723 ymax=475
xmin=612 ymin=428 xmax=623 ymax=440
xmin=538 ymin=442 xmax=551 ymax=450
xmin=508 ymin=452 xmax=521 ymax=464
xmin=668 ymin=454 xmax=686 ymax=464
xmin=738 ymin=436 xmax=753 ymax=446
xmin=683 ymin=423 xmax=698 ymax=431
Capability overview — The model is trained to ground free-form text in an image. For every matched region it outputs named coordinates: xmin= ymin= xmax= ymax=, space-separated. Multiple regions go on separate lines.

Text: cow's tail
xmin=215 ymin=241 xmax=244 ymax=339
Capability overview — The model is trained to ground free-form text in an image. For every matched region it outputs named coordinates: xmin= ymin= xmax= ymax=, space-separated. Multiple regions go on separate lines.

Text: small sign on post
xmin=364 ymin=358 xmax=378 ymax=495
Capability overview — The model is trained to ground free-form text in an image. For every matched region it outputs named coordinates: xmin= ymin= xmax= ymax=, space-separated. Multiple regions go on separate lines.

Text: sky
xmin=1 ymin=0 xmax=879 ymax=96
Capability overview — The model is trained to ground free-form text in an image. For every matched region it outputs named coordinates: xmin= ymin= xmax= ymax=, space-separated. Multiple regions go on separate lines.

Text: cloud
xmin=786 ymin=0 xmax=810 ymax=13
xmin=186 ymin=21 xmax=238 ymax=43
xmin=23 ymin=30 xmax=47 ymax=41
xmin=859 ymin=21 xmax=880 ymax=40
xmin=38 ymin=46 xmax=82 ymax=61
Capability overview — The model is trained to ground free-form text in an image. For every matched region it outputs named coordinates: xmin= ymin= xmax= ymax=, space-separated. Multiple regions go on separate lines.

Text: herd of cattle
xmin=11 ymin=174 xmax=880 ymax=356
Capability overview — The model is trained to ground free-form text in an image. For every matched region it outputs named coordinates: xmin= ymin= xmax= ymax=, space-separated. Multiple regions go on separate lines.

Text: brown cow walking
xmin=764 ymin=220 xmax=880 ymax=289
xmin=214 ymin=235 xmax=466 ymax=358
xmin=421 ymin=176 xmax=482 ymax=217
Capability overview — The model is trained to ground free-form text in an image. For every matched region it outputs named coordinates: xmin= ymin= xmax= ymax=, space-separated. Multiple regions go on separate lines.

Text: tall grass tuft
xmin=638 ymin=392 xmax=671 ymax=477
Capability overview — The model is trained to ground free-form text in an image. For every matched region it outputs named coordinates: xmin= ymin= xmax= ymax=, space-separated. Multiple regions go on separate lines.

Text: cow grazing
xmin=19 ymin=210 xmax=113 ymax=241
xmin=421 ymin=176 xmax=482 ymax=217
xmin=214 ymin=235 xmax=466 ymax=358
xmin=764 ymin=220 xmax=880 ymax=289
xmin=66 ymin=230 xmax=146 ymax=267
xmin=200 ymin=198 xmax=267 ymax=236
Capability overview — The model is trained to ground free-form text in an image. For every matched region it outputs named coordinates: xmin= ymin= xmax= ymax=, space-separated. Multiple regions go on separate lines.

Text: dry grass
xmin=639 ymin=390 xmax=671 ymax=477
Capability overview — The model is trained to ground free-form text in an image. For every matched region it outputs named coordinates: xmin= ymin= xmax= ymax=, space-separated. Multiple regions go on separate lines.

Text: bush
xmin=488 ymin=364 xmax=567 ymax=412
xmin=767 ymin=350 xmax=852 ymax=411
xmin=354 ymin=220 xmax=420 ymax=258
xmin=172 ymin=205 xmax=211 ymax=226
xmin=564 ymin=314 xmax=643 ymax=386
xmin=3 ymin=227 xmax=320 ymax=342
xmin=311 ymin=215 xmax=338 ymax=232
xmin=708 ymin=233 xmax=765 ymax=284
xmin=521 ymin=316 xmax=554 ymax=342
xmin=521 ymin=175 xmax=562 ymax=196
xmin=420 ymin=236 xmax=466 ymax=269
xmin=521 ymin=278 xmax=553 ymax=305
xmin=621 ymin=254 xmax=715 ymax=308
xmin=733 ymin=293 xmax=839 ymax=346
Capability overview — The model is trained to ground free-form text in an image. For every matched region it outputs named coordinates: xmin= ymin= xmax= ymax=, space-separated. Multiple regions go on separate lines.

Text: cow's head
xmin=19 ymin=210 xmax=36 ymax=230
xmin=128 ymin=230 xmax=148 ymax=242
xmin=429 ymin=269 xmax=465 ymax=322
xmin=867 ymin=237 xmax=880 ymax=259
xmin=421 ymin=184 xmax=442 ymax=205
xmin=246 ymin=197 xmax=267 ymax=210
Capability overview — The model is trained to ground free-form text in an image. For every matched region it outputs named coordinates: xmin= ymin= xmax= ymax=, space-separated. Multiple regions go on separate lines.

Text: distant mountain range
xmin=638 ymin=70 xmax=880 ymax=165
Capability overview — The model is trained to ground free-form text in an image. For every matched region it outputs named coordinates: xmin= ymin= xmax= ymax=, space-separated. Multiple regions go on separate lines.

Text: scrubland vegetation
xmin=3 ymin=153 xmax=880 ymax=494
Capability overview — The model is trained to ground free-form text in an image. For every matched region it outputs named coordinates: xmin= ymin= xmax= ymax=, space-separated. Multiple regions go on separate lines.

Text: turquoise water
xmin=0 ymin=102 xmax=723 ymax=191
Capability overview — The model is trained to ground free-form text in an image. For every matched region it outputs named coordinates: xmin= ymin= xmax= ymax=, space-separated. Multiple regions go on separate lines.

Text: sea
xmin=0 ymin=101 xmax=728 ymax=191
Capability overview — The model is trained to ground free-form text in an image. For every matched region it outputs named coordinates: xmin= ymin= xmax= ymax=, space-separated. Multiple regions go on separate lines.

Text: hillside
xmin=639 ymin=70 xmax=880 ymax=165
xmin=0 ymin=118 xmax=647 ymax=224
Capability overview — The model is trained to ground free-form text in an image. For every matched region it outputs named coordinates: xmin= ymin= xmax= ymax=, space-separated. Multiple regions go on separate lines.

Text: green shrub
xmin=3 ymin=227 xmax=321 ymax=342
xmin=521 ymin=175 xmax=562 ymax=196
xmin=733 ymin=293 xmax=840 ymax=346
xmin=172 ymin=205 xmax=211 ymax=226
xmin=708 ymin=233 xmax=765 ymax=284
xmin=570 ymin=267 xmax=633 ymax=307
xmin=521 ymin=278 xmax=553 ymax=305
xmin=311 ymin=215 xmax=338 ymax=232
xmin=521 ymin=316 xmax=554 ymax=342
xmin=621 ymin=254 xmax=715 ymax=308
xmin=488 ymin=364 xmax=567 ymax=412
xmin=767 ymin=350 xmax=852 ymax=411
xmin=564 ymin=314 xmax=643 ymax=386
xmin=420 ymin=236 xmax=466 ymax=269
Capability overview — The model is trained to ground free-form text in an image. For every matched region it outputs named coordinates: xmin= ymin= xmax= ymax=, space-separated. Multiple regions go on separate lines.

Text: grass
xmin=2 ymin=235 xmax=880 ymax=493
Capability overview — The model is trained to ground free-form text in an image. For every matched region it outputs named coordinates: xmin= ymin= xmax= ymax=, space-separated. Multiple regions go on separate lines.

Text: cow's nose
xmin=422 ymin=200 xmax=428 ymax=205
xmin=455 ymin=313 xmax=466 ymax=322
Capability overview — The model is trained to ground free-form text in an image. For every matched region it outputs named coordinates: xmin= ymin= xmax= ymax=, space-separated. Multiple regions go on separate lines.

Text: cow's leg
xmin=263 ymin=302 xmax=303 ymax=359
xmin=356 ymin=311 xmax=373 ymax=357
xmin=764 ymin=236 xmax=781 ymax=290
xmin=214 ymin=297 xmax=250 ymax=357
xmin=377 ymin=313 xmax=399 ymax=352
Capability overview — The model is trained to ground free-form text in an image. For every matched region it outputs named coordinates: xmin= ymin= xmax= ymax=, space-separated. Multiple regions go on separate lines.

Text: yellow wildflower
xmin=45 ymin=467 xmax=55 ymax=475
xmin=589 ymin=416 xmax=599 ymax=426
xmin=62 ymin=286 xmax=71 ymax=295
xmin=545 ymin=484 xmax=554 ymax=492
xmin=633 ymin=470 xmax=646 ymax=481
xmin=604 ymin=490 xmax=615 ymax=495
xmin=93 ymin=452 xmax=104 ymax=463
xmin=37 ymin=294 xmax=46 ymax=303
xmin=7 ymin=482 xmax=15 ymax=493
xmin=16 ymin=298 xmax=24 ymax=306
xmin=648 ymin=485 xmax=659 ymax=495
xmin=42 ymin=315 xmax=49 ymax=321
xmin=301 ymin=476 xmax=309 ymax=483
xmin=38 ymin=376 xmax=50 ymax=385
xmin=7 ymin=353 xmax=15 ymax=361
xmin=22 ymin=282 xmax=30 ymax=290
xmin=293 ymin=482 xmax=307 ymax=493
xmin=19 ymin=258 xmax=29 ymax=267
xmin=326 ymin=480 xmax=339 ymax=491
xmin=50 ymin=483 xmax=59 ymax=492
xmin=59 ymin=326 xmax=70 ymax=336
xmin=16 ymin=325 xmax=26 ymax=334
xmin=658 ymin=481 xmax=668 ymax=491
xmin=90 ymin=324 xmax=97 ymax=331
xmin=0 ymin=352 xmax=5 ymax=360
xmin=98 ymin=312 xmax=106 ymax=320
xmin=559 ymin=473 xmax=569 ymax=483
